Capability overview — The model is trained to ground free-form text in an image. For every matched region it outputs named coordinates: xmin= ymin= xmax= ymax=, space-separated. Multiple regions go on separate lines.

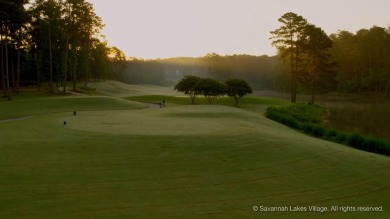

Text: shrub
xmin=325 ymin=129 xmax=338 ymax=141
xmin=286 ymin=103 xmax=326 ymax=124
xmin=364 ymin=137 xmax=382 ymax=153
xmin=301 ymin=123 xmax=326 ymax=138
xmin=347 ymin=133 xmax=365 ymax=149
xmin=363 ymin=137 xmax=390 ymax=155
xmin=312 ymin=125 xmax=326 ymax=138
xmin=334 ymin=132 xmax=348 ymax=144
xmin=284 ymin=115 xmax=300 ymax=129
xmin=302 ymin=122 xmax=314 ymax=134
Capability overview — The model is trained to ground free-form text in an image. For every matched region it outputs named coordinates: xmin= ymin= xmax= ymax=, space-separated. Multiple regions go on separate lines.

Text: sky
xmin=89 ymin=0 xmax=389 ymax=59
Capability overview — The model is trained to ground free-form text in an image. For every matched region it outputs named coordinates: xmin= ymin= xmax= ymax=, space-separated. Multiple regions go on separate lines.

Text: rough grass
xmin=0 ymin=83 xmax=389 ymax=218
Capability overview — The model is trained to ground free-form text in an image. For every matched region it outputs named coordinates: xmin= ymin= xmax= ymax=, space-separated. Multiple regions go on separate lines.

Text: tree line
xmin=0 ymin=0 xmax=125 ymax=99
xmin=330 ymin=27 xmax=390 ymax=94
xmin=2 ymin=4 xmax=389 ymax=102
xmin=270 ymin=12 xmax=390 ymax=103
xmin=124 ymin=13 xmax=390 ymax=103
xmin=124 ymin=55 xmax=282 ymax=90
xmin=174 ymin=75 xmax=253 ymax=107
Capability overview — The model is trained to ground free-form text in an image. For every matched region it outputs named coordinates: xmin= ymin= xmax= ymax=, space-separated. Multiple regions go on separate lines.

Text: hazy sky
xmin=89 ymin=0 xmax=389 ymax=59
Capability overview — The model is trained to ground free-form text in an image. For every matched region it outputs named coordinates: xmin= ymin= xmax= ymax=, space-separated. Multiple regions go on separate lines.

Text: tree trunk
xmin=84 ymin=58 xmax=88 ymax=88
xmin=293 ymin=46 xmax=300 ymax=103
xmin=16 ymin=47 xmax=20 ymax=94
xmin=72 ymin=54 xmax=77 ymax=91
xmin=1 ymin=43 xmax=6 ymax=96
xmin=63 ymin=34 xmax=69 ymax=94
xmin=234 ymin=96 xmax=238 ymax=107
xmin=84 ymin=39 xmax=90 ymax=88
xmin=11 ymin=59 xmax=15 ymax=92
xmin=360 ymin=68 xmax=362 ymax=94
xmin=48 ymin=22 xmax=54 ymax=94
xmin=63 ymin=3 xmax=71 ymax=94
xmin=35 ymin=52 xmax=41 ymax=91
xmin=311 ymin=80 xmax=316 ymax=104
xmin=290 ymin=36 xmax=294 ymax=103
xmin=5 ymin=38 xmax=10 ymax=100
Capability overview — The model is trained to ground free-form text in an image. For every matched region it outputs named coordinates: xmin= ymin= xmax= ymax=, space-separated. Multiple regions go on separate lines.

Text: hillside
xmin=0 ymin=82 xmax=388 ymax=218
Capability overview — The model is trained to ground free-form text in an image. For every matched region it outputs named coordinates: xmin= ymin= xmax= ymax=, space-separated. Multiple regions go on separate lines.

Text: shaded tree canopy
xmin=330 ymin=26 xmax=390 ymax=94
xmin=225 ymin=79 xmax=253 ymax=107
xmin=196 ymin=78 xmax=226 ymax=104
xmin=270 ymin=12 xmax=308 ymax=103
xmin=300 ymin=24 xmax=334 ymax=103
xmin=174 ymin=75 xmax=202 ymax=104
xmin=0 ymin=0 xmax=125 ymax=98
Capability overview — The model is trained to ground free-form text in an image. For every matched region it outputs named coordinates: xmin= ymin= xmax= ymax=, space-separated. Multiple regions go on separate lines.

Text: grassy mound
xmin=0 ymin=96 xmax=145 ymax=120
xmin=0 ymin=83 xmax=389 ymax=218
xmin=89 ymin=80 xmax=178 ymax=97
xmin=64 ymin=105 xmax=269 ymax=136
xmin=1 ymin=102 xmax=389 ymax=218
xmin=126 ymin=95 xmax=289 ymax=107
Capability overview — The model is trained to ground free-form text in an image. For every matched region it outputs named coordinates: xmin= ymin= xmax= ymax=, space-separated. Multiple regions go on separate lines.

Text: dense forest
xmin=0 ymin=0 xmax=125 ymax=99
xmin=1 ymin=1 xmax=389 ymax=101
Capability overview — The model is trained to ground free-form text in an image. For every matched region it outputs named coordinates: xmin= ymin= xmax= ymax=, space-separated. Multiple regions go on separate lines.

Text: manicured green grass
xmin=0 ymin=83 xmax=389 ymax=218
xmin=0 ymin=95 xmax=145 ymax=120
xmin=126 ymin=95 xmax=289 ymax=108
xmin=89 ymin=80 xmax=179 ymax=97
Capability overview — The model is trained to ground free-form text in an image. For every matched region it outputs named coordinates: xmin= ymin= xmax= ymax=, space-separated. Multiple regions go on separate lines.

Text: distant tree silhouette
xmin=300 ymin=24 xmax=333 ymax=104
xmin=225 ymin=79 xmax=253 ymax=107
xmin=330 ymin=26 xmax=390 ymax=94
xmin=270 ymin=12 xmax=308 ymax=103
xmin=174 ymin=75 xmax=202 ymax=104
xmin=196 ymin=78 xmax=226 ymax=104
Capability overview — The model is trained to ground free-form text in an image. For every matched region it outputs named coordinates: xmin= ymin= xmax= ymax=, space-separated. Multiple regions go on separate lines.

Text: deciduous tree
xmin=225 ymin=79 xmax=253 ymax=107
xmin=196 ymin=78 xmax=226 ymax=104
xmin=174 ymin=75 xmax=202 ymax=104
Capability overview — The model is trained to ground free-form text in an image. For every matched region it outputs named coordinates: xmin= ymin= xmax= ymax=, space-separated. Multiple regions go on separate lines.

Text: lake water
xmin=319 ymin=97 xmax=390 ymax=139
xmin=254 ymin=91 xmax=390 ymax=139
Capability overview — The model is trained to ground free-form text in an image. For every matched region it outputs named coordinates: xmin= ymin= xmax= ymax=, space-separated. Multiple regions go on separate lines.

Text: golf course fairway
xmin=0 ymin=82 xmax=389 ymax=218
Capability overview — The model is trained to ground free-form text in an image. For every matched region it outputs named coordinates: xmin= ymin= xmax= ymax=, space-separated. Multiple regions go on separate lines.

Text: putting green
xmin=63 ymin=105 xmax=264 ymax=136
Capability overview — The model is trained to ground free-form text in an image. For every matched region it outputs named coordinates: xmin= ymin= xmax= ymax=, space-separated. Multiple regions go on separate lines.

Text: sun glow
xmin=89 ymin=0 xmax=389 ymax=59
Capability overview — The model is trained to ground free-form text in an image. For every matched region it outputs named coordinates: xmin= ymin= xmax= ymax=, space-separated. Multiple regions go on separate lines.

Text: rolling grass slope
xmin=0 ymin=82 xmax=389 ymax=218
xmin=89 ymin=80 xmax=179 ymax=97
xmin=0 ymin=95 xmax=145 ymax=120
